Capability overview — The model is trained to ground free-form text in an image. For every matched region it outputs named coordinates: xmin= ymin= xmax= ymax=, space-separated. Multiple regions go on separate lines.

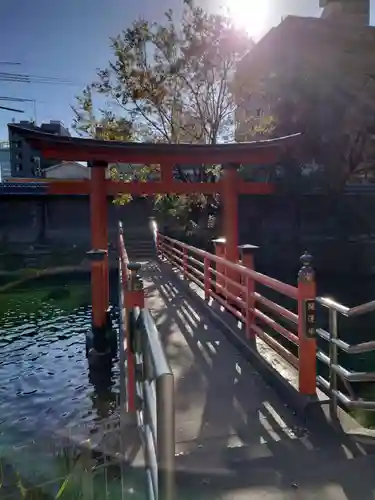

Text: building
xmin=44 ymin=161 xmax=91 ymax=179
xmin=44 ymin=161 xmax=112 ymax=179
xmin=235 ymin=0 xmax=371 ymax=142
xmin=320 ymin=0 xmax=369 ymax=25
xmin=8 ymin=120 xmax=71 ymax=178
xmin=0 ymin=141 xmax=11 ymax=181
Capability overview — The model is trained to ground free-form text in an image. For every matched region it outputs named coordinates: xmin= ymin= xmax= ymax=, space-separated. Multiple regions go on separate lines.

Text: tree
xmin=72 ymin=0 xmax=253 ymax=228
xmin=72 ymin=86 xmax=132 ymax=141
xmin=235 ymin=38 xmax=375 ymax=192
xmin=235 ymin=39 xmax=375 ymax=244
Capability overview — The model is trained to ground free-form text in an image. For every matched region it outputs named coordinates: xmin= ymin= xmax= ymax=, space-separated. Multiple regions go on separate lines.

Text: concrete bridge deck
xmin=142 ymin=260 xmax=375 ymax=500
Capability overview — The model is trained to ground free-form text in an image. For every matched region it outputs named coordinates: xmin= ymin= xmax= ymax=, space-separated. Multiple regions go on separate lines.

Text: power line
xmin=0 ymin=105 xmax=24 ymax=113
xmin=0 ymin=71 xmax=82 ymax=86
xmin=0 ymin=96 xmax=36 ymax=102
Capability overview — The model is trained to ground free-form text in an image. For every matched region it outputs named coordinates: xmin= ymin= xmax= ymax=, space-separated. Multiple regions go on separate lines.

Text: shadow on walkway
xmin=142 ymin=261 xmax=375 ymax=499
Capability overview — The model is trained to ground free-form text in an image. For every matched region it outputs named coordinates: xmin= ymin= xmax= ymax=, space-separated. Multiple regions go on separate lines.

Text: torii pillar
xmin=89 ymin=160 xmax=109 ymax=346
xmin=222 ymin=163 xmax=240 ymax=264
xmin=221 ymin=163 xmax=242 ymax=300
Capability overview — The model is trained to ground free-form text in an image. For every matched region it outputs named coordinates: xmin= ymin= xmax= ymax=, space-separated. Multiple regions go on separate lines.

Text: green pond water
xmin=0 ymin=274 xmax=145 ymax=499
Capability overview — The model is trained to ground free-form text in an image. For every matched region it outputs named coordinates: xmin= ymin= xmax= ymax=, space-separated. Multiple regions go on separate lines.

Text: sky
xmin=0 ymin=0 xmax=373 ymax=141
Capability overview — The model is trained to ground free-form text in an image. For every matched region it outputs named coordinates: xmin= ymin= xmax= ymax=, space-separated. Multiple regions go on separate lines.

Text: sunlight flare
xmin=226 ymin=0 xmax=270 ymax=39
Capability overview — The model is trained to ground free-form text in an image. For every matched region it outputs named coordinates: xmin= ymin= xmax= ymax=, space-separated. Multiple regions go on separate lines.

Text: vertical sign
xmin=304 ymin=299 xmax=316 ymax=339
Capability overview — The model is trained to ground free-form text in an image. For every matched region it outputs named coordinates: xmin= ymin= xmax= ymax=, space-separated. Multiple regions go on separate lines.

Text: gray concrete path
xmin=142 ymin=261 xmax=375 ymax=500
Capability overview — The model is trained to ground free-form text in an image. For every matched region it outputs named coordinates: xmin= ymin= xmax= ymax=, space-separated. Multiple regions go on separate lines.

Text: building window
xmin=16 ymin=164 xmax=22 ymax=172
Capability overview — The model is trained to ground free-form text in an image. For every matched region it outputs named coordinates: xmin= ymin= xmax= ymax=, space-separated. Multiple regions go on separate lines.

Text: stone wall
xmin=2 ymin=193 xmax=375 ymax=276
xmin=0 ymin=196 xmax=153 ymax=249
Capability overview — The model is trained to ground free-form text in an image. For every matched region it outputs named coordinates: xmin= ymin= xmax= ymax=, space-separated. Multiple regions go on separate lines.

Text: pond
xmin=0 ymin=274 xmax=145 ymax=499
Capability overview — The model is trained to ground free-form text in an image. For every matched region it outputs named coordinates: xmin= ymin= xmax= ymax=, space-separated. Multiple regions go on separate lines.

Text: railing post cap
xmin=238 ymin=244 xmax=259 ymax=254
xmin=86 ymin=248 xmax=108 ymax=262
xmin=298 ymin=251 xmax=315 ymax=281
xmin=212 ymin=237 xmax=226 ymax=245
xmin=127 ymin=262 xmax=142 ymax=272
xmin=300 ymin=251 xmax=313 ymax=267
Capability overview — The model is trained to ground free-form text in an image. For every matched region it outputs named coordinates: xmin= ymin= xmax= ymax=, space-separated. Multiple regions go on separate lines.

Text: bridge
xmin=116 ymin=222 xmax=375 ymax=500
xmin=9 ymin=123 xmax=375 ymax=499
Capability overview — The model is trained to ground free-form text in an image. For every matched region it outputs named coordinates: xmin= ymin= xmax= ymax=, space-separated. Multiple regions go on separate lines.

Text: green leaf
xmin=55 ymin=475 xmax=71 ymax=499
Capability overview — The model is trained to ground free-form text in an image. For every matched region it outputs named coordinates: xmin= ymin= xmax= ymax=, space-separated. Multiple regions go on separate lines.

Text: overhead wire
xmin=0 ymin=96 xmax=37 ymax=102
xmin=0 ymin=71 xmax=82 ymax=86
xmin=0 ymin=62 xmax=84 ymax=116
xmin=0 ymin=105 xmax=24 ymax=113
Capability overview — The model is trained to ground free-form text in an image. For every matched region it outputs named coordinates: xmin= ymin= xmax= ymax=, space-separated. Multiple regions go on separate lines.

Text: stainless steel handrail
xmin=316 ymin=296 xmax=375 ymax=416
xmin=317 ymin=296 xmax=375 ymax=317
xmin=132 ymin=307 xmax=175 ymax=500
xmin=118 ymin=226 xmax=175 ymax=500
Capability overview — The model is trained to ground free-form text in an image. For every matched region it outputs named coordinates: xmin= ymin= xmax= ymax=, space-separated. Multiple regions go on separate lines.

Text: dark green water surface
xmin=0 ymin=274 xmax=145 ymax=499
xmin=0 ymin=275 xmax=110 ymax=441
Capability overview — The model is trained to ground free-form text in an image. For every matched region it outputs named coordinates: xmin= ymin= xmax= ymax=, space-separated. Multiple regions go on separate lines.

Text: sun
xmin=226 ymin=0 xmax=270 ymax=40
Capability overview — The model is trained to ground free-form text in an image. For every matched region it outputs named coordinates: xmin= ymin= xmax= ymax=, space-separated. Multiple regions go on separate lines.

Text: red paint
xmin=222 ymin=167 xmax=240 ymax=304
xmin=213 ymin=240 xmax=226 ymax=294
xmin=297 ymin=275 xmax=317 ymax=396
xmin=31 ymin=145 xmax=282 ymax=165
xmin=47 ymin=180 xmax=274 ymax=196
xmin=241 ymin=253 xmax=256 ymax=340
xmin=90 ymin=164 xmax=108 ymax=328
xmin=160 ymin=163 xmax=174 ymax=183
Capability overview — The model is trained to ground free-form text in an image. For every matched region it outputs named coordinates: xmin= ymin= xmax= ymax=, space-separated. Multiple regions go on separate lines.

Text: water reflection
xmin=88 ymin=354 xmax=118 ymax=421
xmin=0 ymin=276 xmax=120 ymax=451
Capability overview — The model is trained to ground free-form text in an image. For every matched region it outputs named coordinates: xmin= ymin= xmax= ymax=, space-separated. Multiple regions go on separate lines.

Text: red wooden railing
xmin=157 ymin=233 xmax=317 ymax=396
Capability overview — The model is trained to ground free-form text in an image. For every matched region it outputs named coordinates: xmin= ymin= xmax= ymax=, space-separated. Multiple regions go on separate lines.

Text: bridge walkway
xmin=142 ymin=260 xmax=375 ymax=500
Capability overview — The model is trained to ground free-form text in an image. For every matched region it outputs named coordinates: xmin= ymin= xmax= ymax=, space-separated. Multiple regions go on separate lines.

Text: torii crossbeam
xmin=11 ymin=124 xmax=299 ymax=337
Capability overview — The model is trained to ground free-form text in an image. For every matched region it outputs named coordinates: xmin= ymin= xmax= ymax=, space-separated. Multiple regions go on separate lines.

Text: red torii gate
xmin=11 ymin=125 xmax=298 ymax=336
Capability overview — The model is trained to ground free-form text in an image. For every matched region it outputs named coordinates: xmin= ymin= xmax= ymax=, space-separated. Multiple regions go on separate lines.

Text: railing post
xmin=297 ymin=251 xmax=317 ymax=396
xmin=149 ymin=216 xmax=158 ymax=254
xmin=156 ymin=231 xmax=160 ymax=257
xmin=239 ymin=244 xmax=259 ymax=340
xmin=183 ymin=247 xmax=188 ymax=279
xmin=204 ymin=256 xmax=210 ymax=300
xmin=329 ymin=309 xmax=339 ymax=419
xmin=86 ymin=248 xmax=109 ymax=355
xmin=212 ymin=238 xmax=226 ymax=295
xmin=125 ymin=262 xmax=145 ymax=412
xmin=156 ymin=373 xmax=175 ymax=500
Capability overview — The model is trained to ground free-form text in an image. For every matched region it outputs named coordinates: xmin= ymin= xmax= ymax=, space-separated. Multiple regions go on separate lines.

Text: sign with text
xmin=304 ymin=299 xmax=316 ymax=339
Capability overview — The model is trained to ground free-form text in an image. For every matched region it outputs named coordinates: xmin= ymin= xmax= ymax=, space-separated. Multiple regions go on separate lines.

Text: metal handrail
xmin=133 ymin=307 xmax=175 ymax=500
xmin=118 ymin=222 xmax=175 ymax=500
xmin=316 ymin=296 xmax=375 ymax=415
xmin=317 ymin=296 xmax=375 ymax=317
